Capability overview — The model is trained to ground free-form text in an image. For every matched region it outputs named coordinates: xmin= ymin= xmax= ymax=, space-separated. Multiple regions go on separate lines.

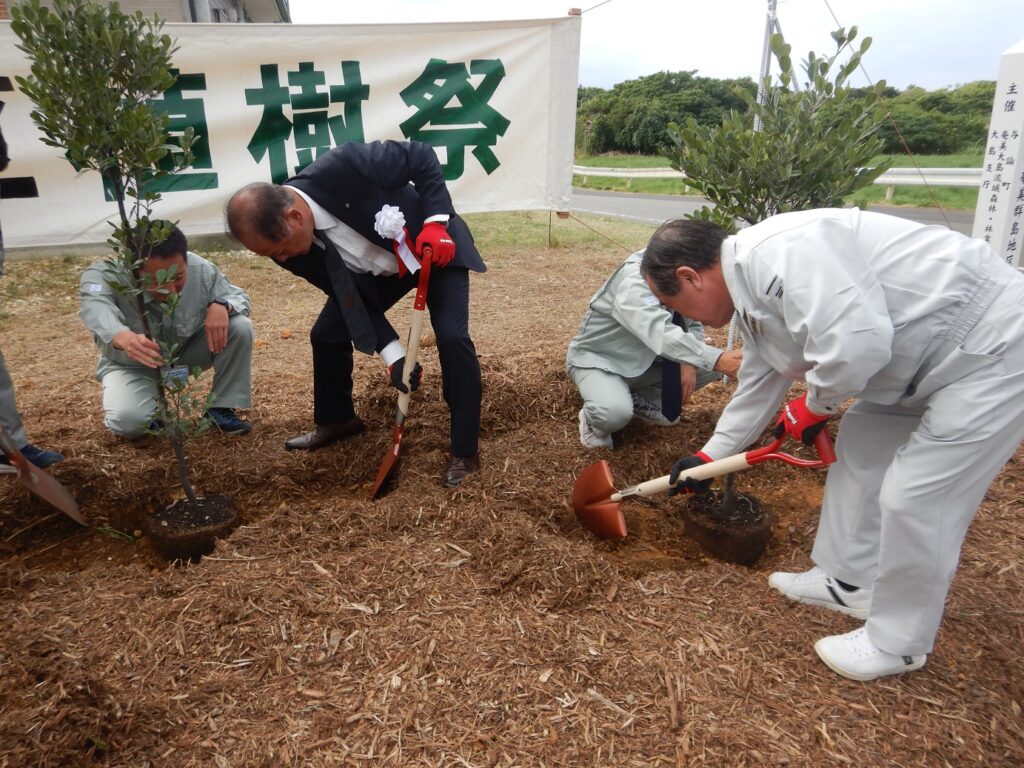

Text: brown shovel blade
xmin=2 ymin=450 xmax=85 ymax=525
xmin=370 ymin=424 xmax=405 ymax=499
xmin=571 ymin=460 xmax=627 ymax=539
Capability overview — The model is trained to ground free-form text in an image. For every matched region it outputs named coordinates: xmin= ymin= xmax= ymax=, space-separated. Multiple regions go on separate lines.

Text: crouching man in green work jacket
xmin=79 ymin=224 xmax=255 ymax=439
xmin=567 ymin=250 xmax=741 ymax=450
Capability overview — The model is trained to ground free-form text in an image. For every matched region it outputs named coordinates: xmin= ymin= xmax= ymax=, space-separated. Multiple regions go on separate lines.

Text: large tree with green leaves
xmin=12 ymin=0 xmax=207 ymax=508
xmin=665 ymin=27 xmax=891 ymax=231
xmin=874 ymin=80 xmax=994 ymax=154
xmin=577 ymin=70 xmax=757 ymax=155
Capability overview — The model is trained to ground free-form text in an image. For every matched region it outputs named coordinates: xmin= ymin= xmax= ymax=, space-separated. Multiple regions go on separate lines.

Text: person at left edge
xmin=226 ymin=140 xmax=485 ymax=488
xmin=79 ymin=224 xmax=254 ymax=439
xmin=0 ymin=124 xmax=65 ymax=469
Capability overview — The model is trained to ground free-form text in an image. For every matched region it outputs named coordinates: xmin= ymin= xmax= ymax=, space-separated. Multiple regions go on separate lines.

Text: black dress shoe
xmin=444 ymin=453 xmax=480 ymax=487
xmin=284 ymin=418 xmax=366 ymax=450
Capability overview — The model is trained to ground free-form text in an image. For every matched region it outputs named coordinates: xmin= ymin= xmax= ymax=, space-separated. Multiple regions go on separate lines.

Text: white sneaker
xmin=815 ymin=627 xmax=927 ymax=681
xmin=631 ymin=392 xmax=674 ymax=426
xmin=578 ymin=408 xmax=613 ymax=449
xmin=768 ymin=565 xmax=872 ymax=619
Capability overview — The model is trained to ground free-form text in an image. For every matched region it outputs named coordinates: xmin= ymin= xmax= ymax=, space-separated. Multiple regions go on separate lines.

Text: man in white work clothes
xmin=640 ymin=210 xmax=1024 ymax=681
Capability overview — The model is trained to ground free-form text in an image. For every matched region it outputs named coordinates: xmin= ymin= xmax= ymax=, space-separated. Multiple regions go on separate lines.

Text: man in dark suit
xmin=227 ymin=140 xmax=484 ymax=487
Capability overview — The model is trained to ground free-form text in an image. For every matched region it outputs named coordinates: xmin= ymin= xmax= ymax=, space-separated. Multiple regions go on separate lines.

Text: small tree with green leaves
xmin=12 ymin=0 xmax=207 ymax=508
xmin=665 ymin=27 xmax=891 ymax=232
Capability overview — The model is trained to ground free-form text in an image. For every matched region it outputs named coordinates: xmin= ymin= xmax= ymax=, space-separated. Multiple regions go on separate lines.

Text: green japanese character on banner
xmin=245 ymin=64 xmax=292 ymax=184
xmin=96 ymin=70 xmax=218 ymax=199
xmin=399 ymin=58 xmax=510 ymax=180
xmin=0 ymin=75 xmax=39 ymax=203
xmin=246 ymin=61 xmax=369 ymax=183
xmin=148 ymin=70 xmax=219 ymax=193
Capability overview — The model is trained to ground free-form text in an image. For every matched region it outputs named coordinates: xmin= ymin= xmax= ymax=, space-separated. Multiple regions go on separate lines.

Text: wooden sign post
xmin=973 ymin=38 xmax=1024 ymax=267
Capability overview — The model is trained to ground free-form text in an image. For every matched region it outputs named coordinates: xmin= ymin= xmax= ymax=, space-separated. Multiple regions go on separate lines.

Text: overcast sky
xmin=287 ymin=0 xmax=1023 ymax=91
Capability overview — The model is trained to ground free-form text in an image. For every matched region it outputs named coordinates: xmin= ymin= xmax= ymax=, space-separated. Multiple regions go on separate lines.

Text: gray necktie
xmin=317 ymin=232 xmax=377 ymax=354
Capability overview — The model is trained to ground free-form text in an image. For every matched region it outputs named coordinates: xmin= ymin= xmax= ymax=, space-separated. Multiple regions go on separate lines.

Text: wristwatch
xmin=210 ymin=298 xmax=232 ymax=313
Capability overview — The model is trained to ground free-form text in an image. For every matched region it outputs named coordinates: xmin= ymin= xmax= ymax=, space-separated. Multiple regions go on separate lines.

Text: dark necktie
xmin=317 ymin=232 xmax=377 ymax=355
xmin=660 ymin=312 xmax=686 ymax=422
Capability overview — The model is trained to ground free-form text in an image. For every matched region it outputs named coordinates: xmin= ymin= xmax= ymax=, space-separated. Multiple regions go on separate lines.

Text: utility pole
xmin=730 ymin=1 xmax=782 ymax=356
xmin=753 ymin=0 xmax=781 ymax=132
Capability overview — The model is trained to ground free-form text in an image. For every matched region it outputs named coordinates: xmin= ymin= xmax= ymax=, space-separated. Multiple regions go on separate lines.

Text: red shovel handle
xmin=745 ymin=429 xmax=836 ymax=469
xmin=813 ymin=429 xmax=837 ymax=464
xmin=414 ymin=246 xmax=432 ymax=310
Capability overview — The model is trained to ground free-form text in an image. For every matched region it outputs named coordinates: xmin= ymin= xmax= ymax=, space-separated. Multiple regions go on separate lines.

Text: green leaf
xmin=661 ymin=25 xmax=888 ymax=228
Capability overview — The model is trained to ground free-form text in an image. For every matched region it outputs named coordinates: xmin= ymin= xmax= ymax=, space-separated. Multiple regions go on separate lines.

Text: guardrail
xmin=573 ymin=165 xmax=684 ymax=180
xmin=571 ymin=165 xmax=983 ymax=200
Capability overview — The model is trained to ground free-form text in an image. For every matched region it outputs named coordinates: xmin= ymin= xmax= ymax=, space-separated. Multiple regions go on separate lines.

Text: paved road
xmin=571 ymin=188 xmax=976 ymax=235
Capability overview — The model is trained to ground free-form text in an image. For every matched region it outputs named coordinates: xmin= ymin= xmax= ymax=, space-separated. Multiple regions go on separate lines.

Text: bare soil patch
xmin=144 ymin=494 xmax=239 ymax=563
xmin=683 ymin=490 xmax=771 ymax=566
xmin=1 ymin=212 xmax=1022 ymax=766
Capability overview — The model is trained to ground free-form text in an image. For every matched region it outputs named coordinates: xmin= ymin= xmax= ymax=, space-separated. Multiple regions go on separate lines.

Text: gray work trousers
xmin=101 ymin=315 xmax=253 ymax=439
xmin=811 ymin=275 xmax=1024 ymax=656
xmin=0 ymin=347 xmax=28 ymax=447
xmin=569 ymin=360 xmax=720 ymax=434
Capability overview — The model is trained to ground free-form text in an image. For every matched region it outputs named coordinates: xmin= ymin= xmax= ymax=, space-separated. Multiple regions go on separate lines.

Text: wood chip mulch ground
xmin=1 ymin=212 xmax=1021 ymax=767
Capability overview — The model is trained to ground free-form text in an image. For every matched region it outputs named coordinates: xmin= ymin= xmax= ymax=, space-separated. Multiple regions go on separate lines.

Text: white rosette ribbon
xmin=374 ymin=204 xmax=420 ymax=274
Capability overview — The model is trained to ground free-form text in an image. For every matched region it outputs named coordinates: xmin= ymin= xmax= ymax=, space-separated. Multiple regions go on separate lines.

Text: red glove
xmin=415 ymin=221 xmax=456 ymax=267
xmin=773 ymin=393 xmax=830 ymax=446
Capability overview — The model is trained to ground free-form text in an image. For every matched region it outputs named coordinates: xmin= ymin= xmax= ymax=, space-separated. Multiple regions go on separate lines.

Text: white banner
xmin=0 ymin=17 xmax=581 ymax=249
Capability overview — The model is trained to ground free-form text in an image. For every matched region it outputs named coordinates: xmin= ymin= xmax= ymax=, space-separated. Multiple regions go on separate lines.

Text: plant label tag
xmin=165 ymin=366 xmax=189 ymax=385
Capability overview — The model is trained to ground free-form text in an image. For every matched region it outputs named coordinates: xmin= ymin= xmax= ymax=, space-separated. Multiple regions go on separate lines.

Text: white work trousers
xmin=812 ymin=277 xmax=1024 ymax=656
xmin=101 ymin=315 xmax=253 ymax=439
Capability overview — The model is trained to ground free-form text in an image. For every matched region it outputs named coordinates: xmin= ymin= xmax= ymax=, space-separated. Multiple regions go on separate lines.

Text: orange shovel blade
xmin=571 ymin=460 xmax=627 ymax=539
xmin=2 ymin=453 xmax=85 ymax=525
xmin=370 ymin=424 xmax=404 ymax=499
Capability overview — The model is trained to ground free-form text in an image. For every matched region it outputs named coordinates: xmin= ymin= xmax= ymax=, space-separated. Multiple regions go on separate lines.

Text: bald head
xmin=227 ymin=182 xmax=316 ymax=263
xmin=226 ymin=182 xmax=294 ymax=243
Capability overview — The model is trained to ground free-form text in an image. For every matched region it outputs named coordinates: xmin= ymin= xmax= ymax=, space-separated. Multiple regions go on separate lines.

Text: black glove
xmin=388 ymin=357 xmax=422 ymax=394
xmin=668 ymin=452 xmax=713 ymax=497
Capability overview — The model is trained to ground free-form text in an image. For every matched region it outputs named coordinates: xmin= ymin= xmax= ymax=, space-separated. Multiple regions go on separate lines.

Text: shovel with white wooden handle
xmin=571 ymin=430 xmax=836 ymax=539
xmin=369 ymin=205 xmax=434 ymax=499
xmin=369 ymin=247 xmax=432 ymax=499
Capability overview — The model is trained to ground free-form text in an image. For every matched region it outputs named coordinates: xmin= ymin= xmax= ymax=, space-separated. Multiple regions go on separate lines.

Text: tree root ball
xmin=143 ymin=495 xmax=239 ymax=563
xmin=682 ymin=489 xmax=772 ymax=566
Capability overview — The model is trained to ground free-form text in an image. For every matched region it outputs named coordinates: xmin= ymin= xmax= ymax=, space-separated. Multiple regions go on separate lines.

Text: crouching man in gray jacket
xmin=567 ymin=250 xmax=741 ymax=449
xmin=79 ymin=224 xmax=254 ymax=438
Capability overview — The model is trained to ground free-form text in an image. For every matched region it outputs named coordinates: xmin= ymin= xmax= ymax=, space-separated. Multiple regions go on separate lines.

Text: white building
xmin=0 ymin=0 xmax=290 ymax=23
